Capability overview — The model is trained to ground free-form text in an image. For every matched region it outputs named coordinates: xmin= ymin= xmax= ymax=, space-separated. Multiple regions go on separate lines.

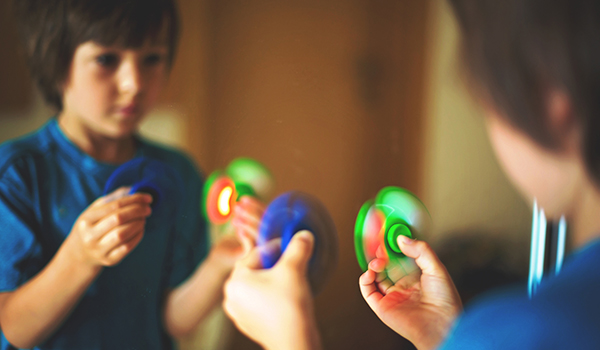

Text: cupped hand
xmin=359 ymin=236 xmax=462 ymax=350
xmin=223 ymin=231 xmax=321 ymax=350
xmin=64 ymin=187 xmax=153 ymax=268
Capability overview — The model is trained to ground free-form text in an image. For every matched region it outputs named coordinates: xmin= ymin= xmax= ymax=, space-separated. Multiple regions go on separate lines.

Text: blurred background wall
xmin=0 ymin=0 xmax=531 ymax=349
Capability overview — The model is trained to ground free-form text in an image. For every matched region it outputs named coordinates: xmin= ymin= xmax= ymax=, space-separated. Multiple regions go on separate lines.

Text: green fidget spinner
xmin=354 ymin=187 xmax=432 ymax=282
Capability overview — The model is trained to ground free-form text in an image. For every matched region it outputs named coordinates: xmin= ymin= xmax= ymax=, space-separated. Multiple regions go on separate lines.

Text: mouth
xmin=116 ymin=103 xmax=140 ymax=118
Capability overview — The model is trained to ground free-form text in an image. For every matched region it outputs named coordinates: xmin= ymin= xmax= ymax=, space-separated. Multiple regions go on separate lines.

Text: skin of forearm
xmin=263 ymin=304 xmax=322 ymax=350
xmin=0 ymin=240 xmax=102 ymax=348
xmin=269 ymin=320 xmax=322 ymax=350
xmin=162 ymin=253 xmax=231 ymax=338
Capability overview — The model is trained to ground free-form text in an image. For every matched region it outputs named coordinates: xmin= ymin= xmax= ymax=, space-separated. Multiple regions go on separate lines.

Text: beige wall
xmin=422 ymin=0 xmax=531 ymax=248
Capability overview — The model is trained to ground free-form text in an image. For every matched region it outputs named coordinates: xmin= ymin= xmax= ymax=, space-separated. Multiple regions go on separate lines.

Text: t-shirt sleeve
xmin=165 ymin=159 xmax=209 ymax=288
xmin=0 ymin=163 xmax=44 ymax=292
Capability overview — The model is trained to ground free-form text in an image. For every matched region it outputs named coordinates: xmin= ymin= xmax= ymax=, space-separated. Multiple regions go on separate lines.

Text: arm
xmin=162 ymin=196 xmax=265 ymax=337
xmin=0 ymin=190 xmax=152 ymax=348
xmin=359 ymin=236 xmax=462 ymax=350
xmin=223 ymin=231 xmax=322 ymax=350
xmin=162 ymin=235 xmax=239 ymax=338
xmin=0 ymin=244 xmax=101 ymax=348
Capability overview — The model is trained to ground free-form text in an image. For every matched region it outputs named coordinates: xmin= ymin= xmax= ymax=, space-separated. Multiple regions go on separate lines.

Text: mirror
xmin=0 ymin=0 xmax=531 ymax=349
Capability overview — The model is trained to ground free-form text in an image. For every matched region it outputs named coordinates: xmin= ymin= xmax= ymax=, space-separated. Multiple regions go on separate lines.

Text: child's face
xmin=485 ymin=110 xmax=581 ymax=218
xmin=61 ymin=41 xmax=169 ymax=139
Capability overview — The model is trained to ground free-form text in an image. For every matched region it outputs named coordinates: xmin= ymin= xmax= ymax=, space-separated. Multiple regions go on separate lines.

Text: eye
xmin=96 ymin=53 xmax=118 ymax=67
xmin=143 ymin=53 xmax=165 ymax=66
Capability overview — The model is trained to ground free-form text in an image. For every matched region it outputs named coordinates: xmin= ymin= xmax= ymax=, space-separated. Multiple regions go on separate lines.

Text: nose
xmin=118 ymin=57 xmax=143 ymax=96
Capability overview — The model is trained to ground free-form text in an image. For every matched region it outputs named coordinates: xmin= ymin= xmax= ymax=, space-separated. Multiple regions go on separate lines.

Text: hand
xmin=206 ymin=196 xmax=266 ymax=275
xmin=223 ymin=231 xmax=322 ymax=350
xmin=232 ymin=196 xmax=265 ymax=253
xmin=359 ymin=236 xmax=462 ymax=350
xmin=64 ymin=187 xmax=153 ymax=269
xmin=205 ymin=234 xmax=247 ymax=277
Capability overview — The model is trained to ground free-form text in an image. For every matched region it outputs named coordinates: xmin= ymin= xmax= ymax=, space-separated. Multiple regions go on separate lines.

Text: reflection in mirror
xmin=0 ymin=0 xmax=531 ymax=349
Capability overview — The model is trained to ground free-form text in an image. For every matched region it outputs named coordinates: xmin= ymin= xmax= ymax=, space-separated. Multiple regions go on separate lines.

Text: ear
xmin=546 ymin=89 xmax=577 ymax=150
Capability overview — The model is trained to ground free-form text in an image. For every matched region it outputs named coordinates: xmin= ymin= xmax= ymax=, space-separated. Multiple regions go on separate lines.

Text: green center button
xmin=387 ymin=224 xmax=412 ymax=254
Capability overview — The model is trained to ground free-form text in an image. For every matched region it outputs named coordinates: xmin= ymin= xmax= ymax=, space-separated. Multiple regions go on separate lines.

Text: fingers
xmin=397 ymin=236 xmax=448 ymax=280
xmin=359 ymin=269 xmax=384 ymax=306
xmin=97 ymin=187 xmax=131 ymax=204
xmin=232 ymin=196 xmax=265 ymax=240
xmin=368 ymin=259 xmax=394 ymax=293
xmin=98 ymin=219 xmax=146 ymax=249
xmin=276 ymin=230 xmax=314 ymax=274
xmin=236 ymin=229 xmax=314 ymax=274
xmin=84 ymin=192 xmax=153 ymax=224
xmin=105 ymin=227 xmax=145 ymax=265
xmin=368 ymin=257 xmax=387 ymax=273
xmin=234 ymin=220 xmax=259 ymax=245
xmin=238 ymin=196 xmax=266 ymax=218
xmin=92 ymin=202 xmax=151 ymax=238
xmin=239 ymin=238 xmax=282 ymax=269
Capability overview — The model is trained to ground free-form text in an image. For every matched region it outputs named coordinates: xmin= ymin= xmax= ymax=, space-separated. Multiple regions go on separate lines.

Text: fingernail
xmin=398 ymin=235 xmax=414 ymax=245
xmin=296 ymin=230 xmax=314 ymax=242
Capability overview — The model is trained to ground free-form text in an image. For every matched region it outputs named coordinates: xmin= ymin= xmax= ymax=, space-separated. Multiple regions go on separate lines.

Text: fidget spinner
xmin=355 ymin=186 xmax=432 ymax=283
xmin=104 ymin=157 xmax=183 ymax=210
xmin=203 ymin=158 xmax=274 ymax=225
xmin=258 ymin=191 xmax=338 ymax=294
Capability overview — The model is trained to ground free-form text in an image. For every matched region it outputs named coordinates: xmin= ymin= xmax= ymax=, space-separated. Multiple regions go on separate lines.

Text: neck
xmin=57 ymin=114 xmax=137 ymax=164
xmin=568 ymin=176 xmax=600 ymax=249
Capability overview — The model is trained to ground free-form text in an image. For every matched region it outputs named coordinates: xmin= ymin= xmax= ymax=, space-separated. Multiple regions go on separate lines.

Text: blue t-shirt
xmin=0 ymin=119 xmax=208 ymax=350
xmin=440 ymin=239 xmax=600 ymax=349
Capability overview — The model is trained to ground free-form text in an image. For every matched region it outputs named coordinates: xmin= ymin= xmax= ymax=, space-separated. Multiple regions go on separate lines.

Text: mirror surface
xmin=0 ymin=0 xmax=530 ymax=349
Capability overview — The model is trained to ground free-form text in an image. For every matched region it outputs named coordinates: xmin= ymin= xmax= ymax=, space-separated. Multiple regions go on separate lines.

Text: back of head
xmin=12 ymin=0 xmax=180 ymax=111
xmin=448 ymin=0 xmax=600 ymax=186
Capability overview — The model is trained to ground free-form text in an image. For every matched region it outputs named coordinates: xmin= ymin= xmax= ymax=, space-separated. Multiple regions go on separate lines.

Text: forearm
xmin=0 ymin=242 xmax=101 ymax=348
xmin=286 ymin=321 xmax=322 ymax=350
xmin=263 ymin=304 xmax=322 ymax=350
xmin=163 ymin=254 xmax=230 ymax=338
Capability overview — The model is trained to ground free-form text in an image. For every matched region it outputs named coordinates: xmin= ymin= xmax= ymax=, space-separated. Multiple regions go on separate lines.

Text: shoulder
xmin=442 ymin=246 xmax=600 ymax=350
xmin=0 ymin=125 xmax=52 ymax=184
xmin=441 ymin=288 xmax=543 ymax=349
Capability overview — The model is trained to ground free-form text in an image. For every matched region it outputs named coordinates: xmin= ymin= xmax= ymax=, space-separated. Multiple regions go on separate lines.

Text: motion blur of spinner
xmin=103 ymin=157 xmax=184 ymax=211
xmin=204 ymin=158 xmax=338 ymax=293
xmin=355 ymin=187 xmax=432 ymax=283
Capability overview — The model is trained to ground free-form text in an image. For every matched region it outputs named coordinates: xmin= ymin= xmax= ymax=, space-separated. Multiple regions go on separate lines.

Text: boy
xmin=0 ymin=0 xmax=244 ymax=349
xmin=222 ymin=0 xmax=600 ymax=349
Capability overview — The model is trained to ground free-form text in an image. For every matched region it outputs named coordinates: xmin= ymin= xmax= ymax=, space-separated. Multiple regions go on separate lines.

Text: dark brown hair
xmin=13 ymin=0 xmax=180 ymax=111
xmin=448 ymin=0 xmax=600 ymax=184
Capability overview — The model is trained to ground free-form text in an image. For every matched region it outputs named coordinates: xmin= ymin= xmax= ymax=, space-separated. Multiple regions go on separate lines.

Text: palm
xmin=360 ymin=240 xmax=462 ymax=350
xmin=382 ymin=274 xmax=459 ymax=347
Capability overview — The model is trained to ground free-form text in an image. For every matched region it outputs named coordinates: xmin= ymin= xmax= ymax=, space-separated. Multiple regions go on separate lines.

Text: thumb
xmin=236 ymin=229 xmax=255 ymax=256
xmin=397 ymin=235 xmax=449 ymax=279
xmin=97 ymin=187 xmax=131 ymax=205
xmin=276 ymin=230 xmax=315 ymax=273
